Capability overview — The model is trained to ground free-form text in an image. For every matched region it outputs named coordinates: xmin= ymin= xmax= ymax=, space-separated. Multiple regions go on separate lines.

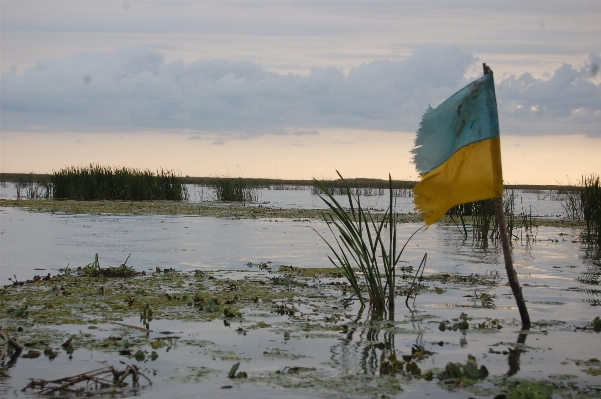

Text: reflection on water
xmin=507 ymin=330 xmax=528 ymax=377
xmin=0 ymin=207 xmax=332 ymax=285
xmin=1 ymin=193 xmax=600 ymax=398
xmin=579 ymin=246 xmax=601 ymax=306
xmin=0 ymin=184 xmax=569 ymax=218
xmin=1 ymin=207 xmax=599 ymax=327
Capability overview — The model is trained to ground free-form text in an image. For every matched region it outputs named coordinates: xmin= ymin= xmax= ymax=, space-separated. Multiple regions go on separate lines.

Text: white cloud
xmin=1 ymin=46 xmax=600 ymax=138
xmin=497 ymin=53 xmax=601 ymax=136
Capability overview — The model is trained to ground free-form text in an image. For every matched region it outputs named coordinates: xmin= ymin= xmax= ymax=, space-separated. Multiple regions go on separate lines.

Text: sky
xmin=1 ymin=1 xmax=600 ymax=184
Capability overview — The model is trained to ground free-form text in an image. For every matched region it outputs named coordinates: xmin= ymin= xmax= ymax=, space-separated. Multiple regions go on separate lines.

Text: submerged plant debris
xmin=0 ymin=199 xmax=583 ymax=228
xmin=2 ymin=258 xmax=601 ymax=398
xmin=1 ymin=189 xmax=599 ymax=398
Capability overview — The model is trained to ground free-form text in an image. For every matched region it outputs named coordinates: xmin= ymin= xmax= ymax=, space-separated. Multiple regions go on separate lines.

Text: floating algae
xmin=2 ymin=250 xmax=601 ymax=398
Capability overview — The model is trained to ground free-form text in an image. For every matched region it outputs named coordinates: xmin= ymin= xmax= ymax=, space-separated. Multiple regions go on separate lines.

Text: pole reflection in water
xmin=507 ymin=329 xmax=528 ymax=377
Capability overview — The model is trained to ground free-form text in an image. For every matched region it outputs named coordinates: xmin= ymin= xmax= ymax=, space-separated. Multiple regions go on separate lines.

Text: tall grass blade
xmin=314 ymin=171 xmax=422 ymax=314
xmin=581 ymin=174 xmax=601 ymax=247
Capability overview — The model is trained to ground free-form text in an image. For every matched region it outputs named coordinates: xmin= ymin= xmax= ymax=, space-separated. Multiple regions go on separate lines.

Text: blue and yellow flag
xmin=411 ymin=73 xmax=503 ymax=225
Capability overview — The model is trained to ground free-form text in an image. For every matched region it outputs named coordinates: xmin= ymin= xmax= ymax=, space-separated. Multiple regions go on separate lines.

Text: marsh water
xmin=1 ymin=186 xmax=599 ymax=398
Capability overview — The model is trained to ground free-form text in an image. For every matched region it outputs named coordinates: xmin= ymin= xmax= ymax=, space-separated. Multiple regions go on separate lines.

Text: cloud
xmin=0 ymin=45 xmax=474 ymax=135
xmin=496 ymin=53 xmax=601 ymax=136
xmin=1 ymin=46 xmax=600 ymax=138
xmin=293 ymin=130 xmax=319 ymax=136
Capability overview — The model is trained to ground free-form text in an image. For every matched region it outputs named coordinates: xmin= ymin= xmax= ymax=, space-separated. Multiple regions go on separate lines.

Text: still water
xmin=1 ymin=187 xmax=599 ymax=398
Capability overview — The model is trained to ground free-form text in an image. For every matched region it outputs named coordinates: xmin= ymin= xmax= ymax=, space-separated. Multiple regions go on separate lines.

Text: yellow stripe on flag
xmin=413 ymin=137 xmax=503 ymax=225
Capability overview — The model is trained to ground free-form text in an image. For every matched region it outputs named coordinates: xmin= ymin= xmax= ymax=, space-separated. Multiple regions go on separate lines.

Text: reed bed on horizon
xmin=51 ymin=165 xmax=188 ymax=201
xmin=268 ymin=184 xmax=308 ymax=190
xmin=311 ymin=179 xmax=414 ymax=197
xmin=210 ymin=175 xmax=258 ymax=203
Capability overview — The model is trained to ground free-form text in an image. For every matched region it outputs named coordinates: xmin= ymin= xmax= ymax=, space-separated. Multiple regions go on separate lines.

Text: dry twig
xmin=0 ymin=328 xmax=24 ymax=364
xmin=22 ymin=363 xmax=152 ymax=395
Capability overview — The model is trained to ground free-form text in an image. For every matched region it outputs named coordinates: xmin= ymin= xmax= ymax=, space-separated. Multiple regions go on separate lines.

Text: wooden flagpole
xmin=484 ymin=63 xmax=531 ymax=329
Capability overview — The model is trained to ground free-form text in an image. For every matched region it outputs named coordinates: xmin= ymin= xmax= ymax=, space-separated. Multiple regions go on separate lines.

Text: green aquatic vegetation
xmin=584 ymin=368 xmax=601 ymax=376
xmin=247 ymin=321 xmax=271 ymax=329
xmin=150 ymin=339 xmax=166 ymax=350
xmin=0 ymin=197 xmax=576 ymax=229
xmin=315 ymin=172 xmax=422 ymax=313
xmin=581 ymin=174 xmax=601 ymax=246
xmin=309 ymin=177 xmax=414 ymax=197
xmin=248 ymin=369 xmax=404 ymax=397
xmin=548 ymin=374 xmax=577 ymax=380
xmin=439 ymin=313 xmax=471 ymax=331
xmin=134 ymin=349 xmax=145 ymax=361
xmin=270 ymin=277 xmax=300 ymax=286
xmin=447 ymin=198 xmax=497 ymax=245
xmin=505 ymin=380 xmax=553 ymax=399
xmin=562 ymin=181 xmax=583 ymax=221
xmin=79 ymin=253 xmax=139 ymax=278
xmin=437 ymin=355 xmax=488 ymax=383
xmin=561 ymin=175 xmax=601 ymax=246
xmin=263 ymin=347 xmax=308 ymax=360
xmin=210 ymin=174 xmax=258 ymax=203
xmin=52 ymin=164 xmax=188 ymax=201
xmin=276 ymin=266 xmax=344 ymax=279
xmin=446 ymin=190 xmax=537 ymax=246
xmin=10 ymin=305 xmax=29 ymax=318
xmin=432 ymin=286 xmax=447 ymax=294
xmin=475 ymin=318 xmax=503 ymax=330
xmin=424 ymin=270 xmax=501 ymax=286
xmin=22 ymin=350 xmax=42 ymax=359
xmin=0 ymin=198 xmax=341 ymax=221
xmin=469 ymin=291 xmax=496 ymax=309
xmin=228 ymin=362 xmax=241 ymax=378
xmin=140 ymin=303 xmax=153 ymax=326
xmin=223 ymin=308 xmax=241 ymax=319
xmin=592 ymin=316 xmax=601 ymax=332
xmin=2 ymin=264 xmax=342 ymax=327
xmin=379 ymin=349 xmax=434 ymax=377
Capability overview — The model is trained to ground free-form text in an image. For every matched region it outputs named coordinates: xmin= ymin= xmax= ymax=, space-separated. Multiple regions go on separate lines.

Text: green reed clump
xmin=314 ymin=171 xmax=420 ymax=314
xmin=78 ymin=253 xmax=139 ymax=278
xmin=447 ymin=190 xmax=534 ymax=246
xmin=581 ymin=175 xmax=601 ymax=246
xmin=561 ymin=175 xmax=600 ymax=246
xmin=210 ymin=175 xmax=258 ymax=202
xmin=561 ymin=186 xmax=583 ymax=221
xmin=447 ymin=199 xmax=496 ymax=245
xmin=51 ymin=164 xmax=188 ymax=201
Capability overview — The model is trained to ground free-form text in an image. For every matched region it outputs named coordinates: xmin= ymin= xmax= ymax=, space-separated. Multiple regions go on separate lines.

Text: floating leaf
xmin=134 ymin=350 xmax=145 ymax=361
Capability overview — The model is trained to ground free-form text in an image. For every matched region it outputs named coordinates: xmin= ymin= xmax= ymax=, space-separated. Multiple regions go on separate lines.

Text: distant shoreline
xmin=0 ymin=172 xmax=572 ymax=191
